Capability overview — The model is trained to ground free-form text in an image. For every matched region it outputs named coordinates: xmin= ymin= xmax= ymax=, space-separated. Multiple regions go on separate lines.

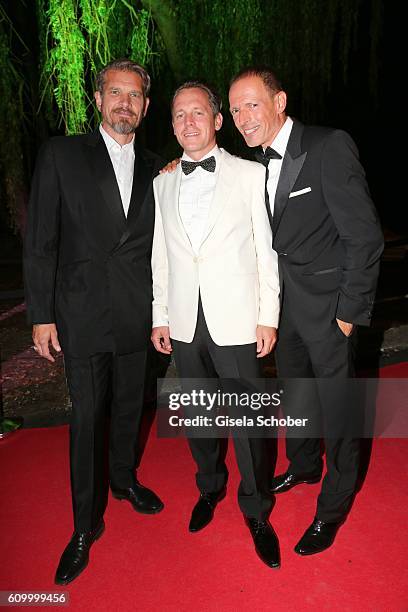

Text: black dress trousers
xmin=275 ymin=299 xmax=360 ymax=523
xmin=64 ymin=349 xmax=147 ymax=532
xmin=172 ymin=299 xmax=272 ymax=521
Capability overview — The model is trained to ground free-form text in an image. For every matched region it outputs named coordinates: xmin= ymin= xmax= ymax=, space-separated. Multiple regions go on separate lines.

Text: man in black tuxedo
xmin=24 ymin=59 xmax=164 ymax=585
xmin=229 ymin=67 xmax=384 ymax=555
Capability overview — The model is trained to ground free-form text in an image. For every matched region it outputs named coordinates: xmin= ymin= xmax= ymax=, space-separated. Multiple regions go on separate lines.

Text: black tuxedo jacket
xmin=24 ymin=130 xmax=162 ymax=357
xmin=269 ymin=119 xmax=384 ymax=340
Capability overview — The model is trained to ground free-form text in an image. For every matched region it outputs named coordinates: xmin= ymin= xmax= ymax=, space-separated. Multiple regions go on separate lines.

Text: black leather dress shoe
xmin=294 ymin=518 xmax=341 ymax=555
xmin=54 ymin=520 xmax=105 ymax=585
xmin=245 ymin=517 xmax=280 ymax=569
xmin=111 ymin=481 xmax=164 ymax=514
xmin=189 ymin=487 xmax=227 ymax=532
xmin=270 ymin=471 xmax=321 ymax=494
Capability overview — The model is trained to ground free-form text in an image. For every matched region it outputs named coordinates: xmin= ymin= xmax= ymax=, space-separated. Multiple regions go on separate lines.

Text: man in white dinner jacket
xmin=151 ymin=81 xmax=281 ymax=568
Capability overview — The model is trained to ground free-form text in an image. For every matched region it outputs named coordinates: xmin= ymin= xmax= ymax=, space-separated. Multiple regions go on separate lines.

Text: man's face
xmin=172 ymin=88 xmax=222 ymax=160
xmin=94 ymin=69 xmax=149 ymax=137
xmin=229 ymin=75 xmax=286 ymax=148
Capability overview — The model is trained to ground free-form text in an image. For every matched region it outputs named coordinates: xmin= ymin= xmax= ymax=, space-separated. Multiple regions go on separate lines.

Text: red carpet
xmin=1 ymin=365 xmax=407 ymax=611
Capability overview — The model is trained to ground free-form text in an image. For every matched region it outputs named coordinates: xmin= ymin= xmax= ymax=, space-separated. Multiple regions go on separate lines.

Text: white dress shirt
xmin=179 ymin=145 xmax=221 ymax=254
xmin=99 ymin=125 xmax=135 ymax=217
xmin=265 ymin=116 xmax=293 ymax=215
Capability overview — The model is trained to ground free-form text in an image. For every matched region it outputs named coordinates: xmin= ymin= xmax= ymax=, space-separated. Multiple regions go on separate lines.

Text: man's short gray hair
xmin=96 ymin=58 xmax=151 ymax=98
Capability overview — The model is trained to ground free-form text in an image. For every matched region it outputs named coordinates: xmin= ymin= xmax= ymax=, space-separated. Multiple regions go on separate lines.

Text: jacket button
xmin=279 ymin=252 xmax=288 ymax=257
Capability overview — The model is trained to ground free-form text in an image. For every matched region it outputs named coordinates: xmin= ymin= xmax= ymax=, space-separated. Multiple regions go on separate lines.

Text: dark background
xmin=0 ymin=0 xmax=405 ymax=235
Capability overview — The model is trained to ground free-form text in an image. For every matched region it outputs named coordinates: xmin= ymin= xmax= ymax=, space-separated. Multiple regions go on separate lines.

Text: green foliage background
xmin=0 ymin=0 xmax=382 ymax=234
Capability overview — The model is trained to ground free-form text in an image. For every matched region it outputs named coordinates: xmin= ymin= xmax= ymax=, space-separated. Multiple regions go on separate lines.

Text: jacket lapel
xmin=82 ymin=130 xmax=126 ymax=236
xmin=171 ymin=166 xmax=194 ymax=251
xmin=126 ymin=142 xmax=152 ymax=225
xmin=200 ymin=150 xmax=233 ymax=247
xmin=114 ymin=142 xmax=157 ymax=252
xmin=272 ymin=119 xmax=307 ymax=236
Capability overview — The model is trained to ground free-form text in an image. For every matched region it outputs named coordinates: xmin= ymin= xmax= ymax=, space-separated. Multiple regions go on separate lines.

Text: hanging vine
xmin=41 ymin=0 xmax=88 ymax=134
xmin=130 ymin=7 xmax=153 ymax=66
xmin=80 ymin=0 xmax=112 ymax=70
xmin=36 ymin=0 xmax=56 ymax=130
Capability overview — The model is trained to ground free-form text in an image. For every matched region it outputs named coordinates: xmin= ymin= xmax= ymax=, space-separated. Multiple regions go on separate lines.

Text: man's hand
xmin=151 ymin=326 xmax=172 ymax=354
xmin=32 ymin=323 xmax=61 ymax=363
xmin=160 ymin=158 xmax=180 ymax=174
xmin=336 ymin=318 xmax=354 ymax=337
xmin=256 ymin=325 xmax=277 ymax=358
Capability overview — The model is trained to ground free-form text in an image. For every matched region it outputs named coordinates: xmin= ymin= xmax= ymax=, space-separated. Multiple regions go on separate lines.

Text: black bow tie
xmin=254 ymin=146 xmax=282 ymax=167
xmin=181 ymin=156 xmax=216 ymax=175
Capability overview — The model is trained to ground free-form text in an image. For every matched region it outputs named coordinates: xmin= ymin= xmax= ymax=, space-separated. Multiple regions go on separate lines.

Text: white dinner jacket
xmin=152 ymin=148 xmax=279 ymax=345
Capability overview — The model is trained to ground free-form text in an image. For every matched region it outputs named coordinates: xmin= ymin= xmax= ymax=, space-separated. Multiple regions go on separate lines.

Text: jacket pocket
xmin=302 ymin=266 xmax=341 ymax=276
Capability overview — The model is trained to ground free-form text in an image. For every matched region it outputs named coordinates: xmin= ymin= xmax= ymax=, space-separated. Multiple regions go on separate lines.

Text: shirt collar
xmin=99 ymin=124 xmax=134 ymax=152
xmin=265 ymin=116 xmax=293 ymax=157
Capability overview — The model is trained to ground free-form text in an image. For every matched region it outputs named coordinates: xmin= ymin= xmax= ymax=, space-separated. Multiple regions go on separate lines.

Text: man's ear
xmin=94 ymin=91 xmax=102 ymax=112
xmin=215 ymin=112 xmax=223 ymax=131
xmin=275 ymin=91 xmax=287 ymax=114
xmin=143 ymin=97 xmax=150 ymax=117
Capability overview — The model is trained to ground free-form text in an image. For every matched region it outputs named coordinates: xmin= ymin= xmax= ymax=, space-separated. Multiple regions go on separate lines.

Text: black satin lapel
xmin=272 ymin=151 xmax=307 ymax=236
xmin=82 ymin=136 xmax=126 ymax=233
